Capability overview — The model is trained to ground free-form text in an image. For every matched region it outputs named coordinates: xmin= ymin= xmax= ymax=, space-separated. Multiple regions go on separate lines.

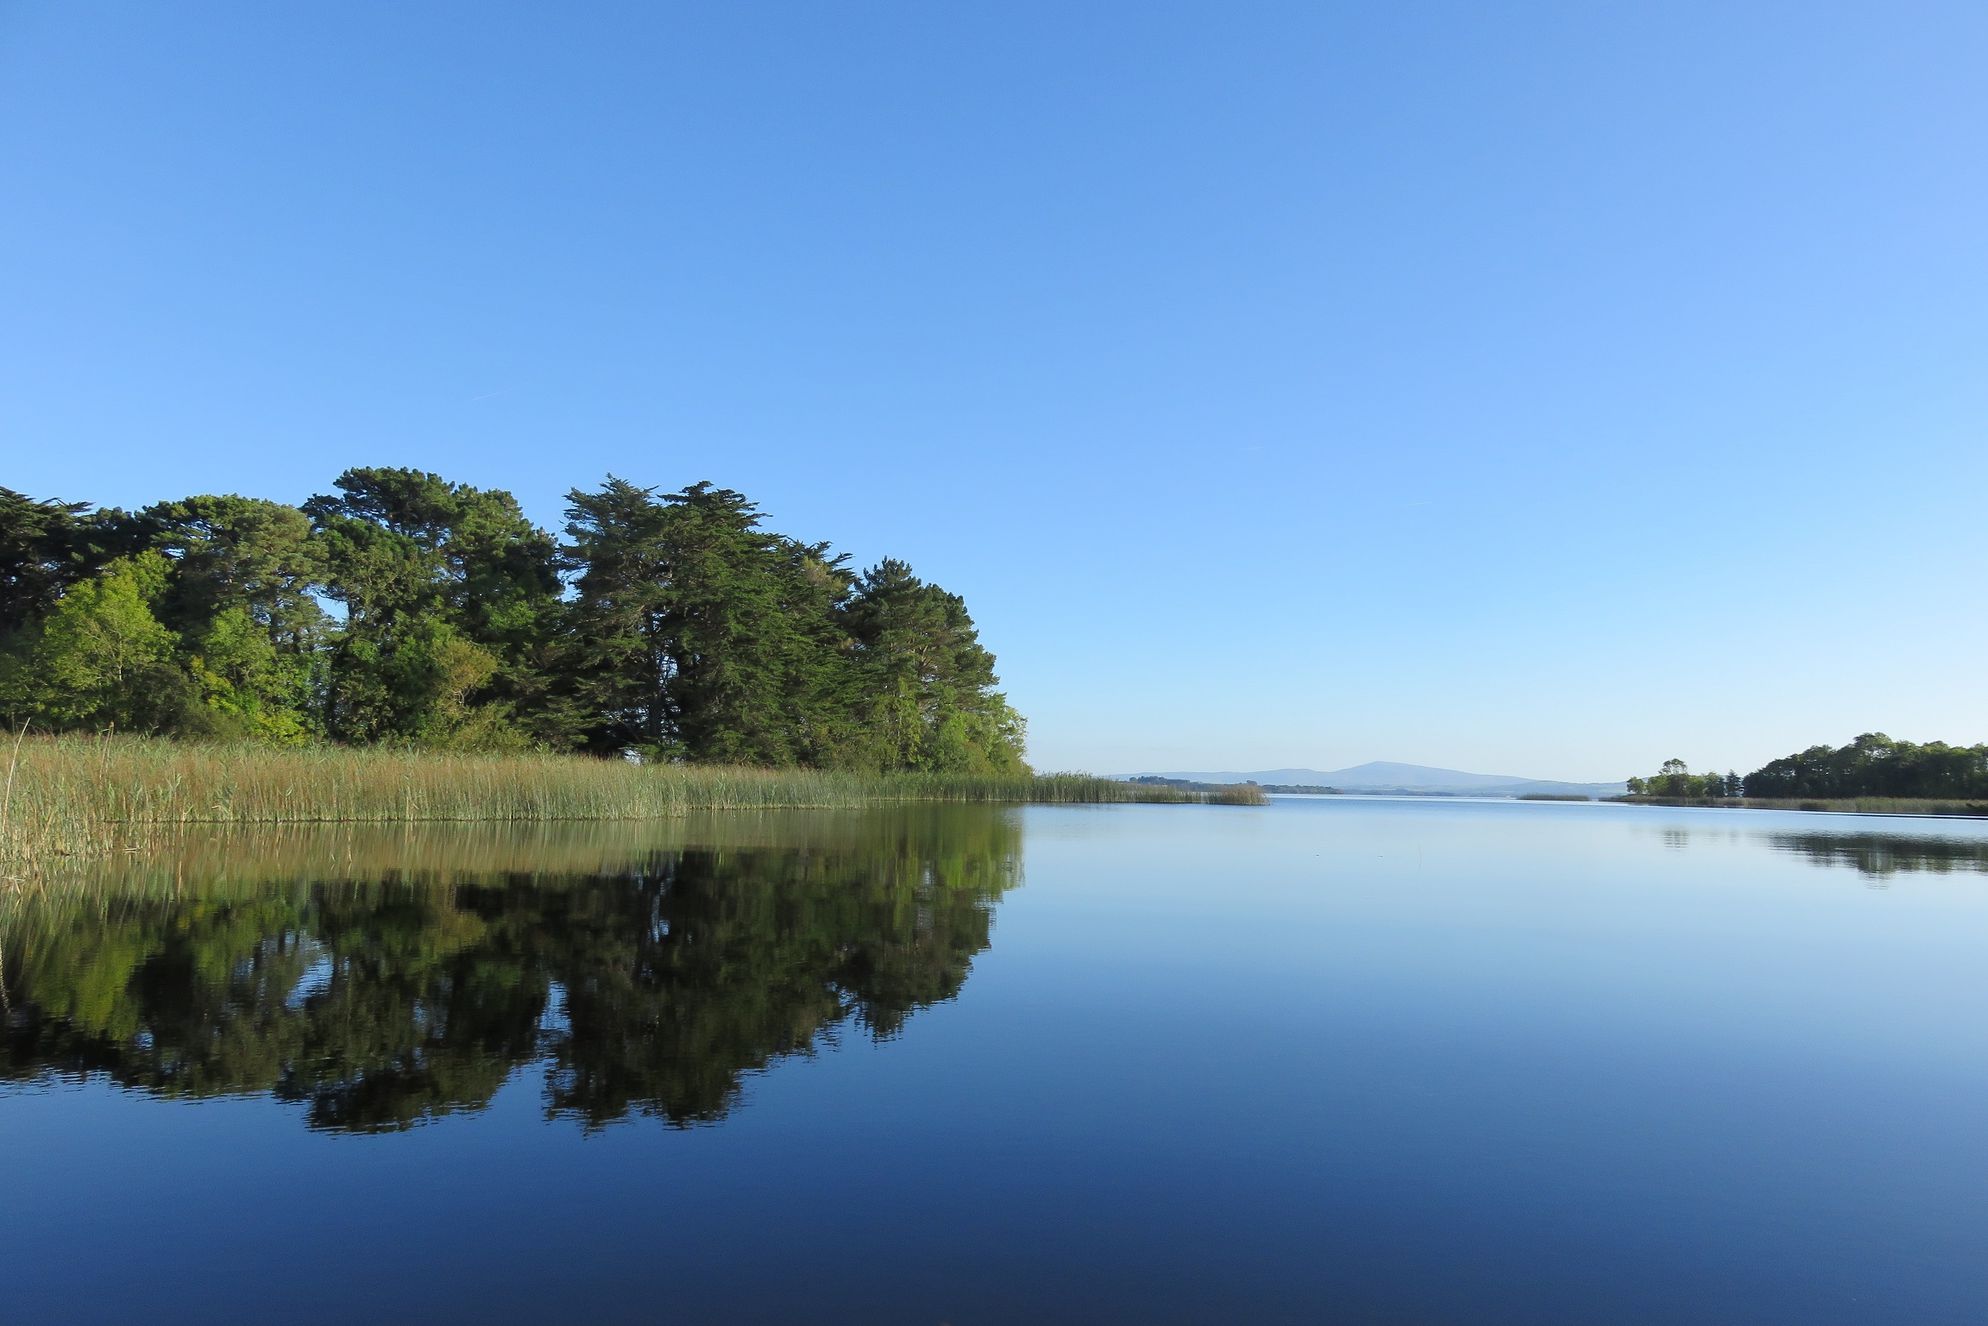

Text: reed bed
xmin=0 ymin=735 xmax=1263 ymax=871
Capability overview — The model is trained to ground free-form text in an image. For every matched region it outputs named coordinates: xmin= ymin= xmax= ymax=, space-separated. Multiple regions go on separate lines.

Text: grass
xmin=0 ymin=734 xmax=1264 ymax=872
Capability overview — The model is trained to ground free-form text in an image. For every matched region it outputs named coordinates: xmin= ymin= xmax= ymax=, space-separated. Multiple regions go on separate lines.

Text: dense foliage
xmin=0 ymin=472 xmax=1027 ymax=773
xmin=1625 ymin=759 xmax=1743 ymax=799
xmin=1628 ymin=734 xmax=1988 ymax=801
xmin=1738 ymin=733 xmax=1988 ymax=800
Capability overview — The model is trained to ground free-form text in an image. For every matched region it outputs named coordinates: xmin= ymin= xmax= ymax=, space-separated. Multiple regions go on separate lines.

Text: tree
xmin=0 ymin=488 xmax=135 ymax=638
xmin=138 ymin=494 xmax=328 ymax=650
xmin=307 ymin=468 xmax=557 ymax=747
xmin=843 ymin=559 xmax=1027 ymax=774
xmin=650 ymin=482 xmax=829 ymax=765
xmin=0 ymin=553 xmax=191 ymax=732
xmin=562 ymin=476 xmax=677 ymax=755
xmin=0 ymin=469 xmax=1035 ymax=768
xmin=118 ymin=494 xmax=331 ymax=742
xmin=1626 ymin=758 xmax=1734 ymax=799
xmin=563 ymin=479 xmax=863 ymax=765
xmin=182 ymin=607 xmax=316 ymax=744
xmin=1743 ymin=735 xmax=1988 ymax=800
xmin=305 ymin=467 xmax=559 ymax=642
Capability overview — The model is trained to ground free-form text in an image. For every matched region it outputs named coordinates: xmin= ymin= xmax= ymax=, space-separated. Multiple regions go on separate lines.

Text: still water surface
xmin=4 ymin=798 xmax=1985 ymax=1323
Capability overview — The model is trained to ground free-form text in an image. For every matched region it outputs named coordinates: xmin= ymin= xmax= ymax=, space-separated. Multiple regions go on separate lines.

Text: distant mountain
xmin=1127 ymin=761 xmax=1627 ymax=799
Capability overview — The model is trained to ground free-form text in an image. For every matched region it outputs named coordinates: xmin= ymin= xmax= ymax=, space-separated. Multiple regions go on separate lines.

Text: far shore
xmin=1269 ymin=790 xmax=1988 ymax=820
xmin=1612 ymin=795 xmax=1988 ymax=820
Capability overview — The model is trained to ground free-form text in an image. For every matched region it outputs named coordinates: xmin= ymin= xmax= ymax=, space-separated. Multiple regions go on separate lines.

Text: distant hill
xmin=1127 ymin=761 xmax=1627 ymax=800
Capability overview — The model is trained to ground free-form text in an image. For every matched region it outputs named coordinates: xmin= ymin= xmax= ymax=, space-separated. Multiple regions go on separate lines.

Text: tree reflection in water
xmin=1768 ymin=831 xmax=1988 ymax=881
xmin=1 ymin=808 xmax=1020 ymax=1132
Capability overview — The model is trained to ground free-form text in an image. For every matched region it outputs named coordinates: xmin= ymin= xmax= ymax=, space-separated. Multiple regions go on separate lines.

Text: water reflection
xmin=1630 ymin=816 xmax=1988 ymax=883
xmin=1769 ymin=831 xmax=1988 ymax=880
xmin=1 ymin=808 xmax=1020 ymax=1132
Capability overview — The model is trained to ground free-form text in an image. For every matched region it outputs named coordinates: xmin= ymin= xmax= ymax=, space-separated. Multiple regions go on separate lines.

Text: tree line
xmin=1625 ymin=759 xmax=1744 ymax=799
xmin=1628 ymin=733 xmax=1988 ymax=801
xmin=0 ymin=470 xmax=1027 ymax=772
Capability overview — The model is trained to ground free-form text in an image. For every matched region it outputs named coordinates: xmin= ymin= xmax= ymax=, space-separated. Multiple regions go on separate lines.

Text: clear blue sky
xmin=4 ymin=2 xmax=1984 ymax=778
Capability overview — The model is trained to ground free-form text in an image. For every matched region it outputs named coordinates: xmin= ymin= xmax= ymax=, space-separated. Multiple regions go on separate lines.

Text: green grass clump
xmin=0 ymin=735 xmax=1264 ymax=871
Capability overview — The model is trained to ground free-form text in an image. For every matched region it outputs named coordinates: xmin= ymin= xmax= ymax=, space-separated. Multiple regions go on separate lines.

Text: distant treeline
xmin=1629 ymin=734 xmax=1988 ymax=801
xmin=0 ymin=471 xmax=1026 ymax=772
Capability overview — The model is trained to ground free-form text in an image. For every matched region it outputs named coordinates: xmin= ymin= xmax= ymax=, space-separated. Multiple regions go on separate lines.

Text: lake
xmin=4 ymin=797 xmax=1985 ymax=1323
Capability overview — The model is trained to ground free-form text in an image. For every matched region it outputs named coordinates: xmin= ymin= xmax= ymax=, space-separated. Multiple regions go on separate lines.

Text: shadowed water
xmin=3 ymin=799 xmax=1985 ymax=1323
xmin=3 ymin=810 xmax=1019 ymax=1132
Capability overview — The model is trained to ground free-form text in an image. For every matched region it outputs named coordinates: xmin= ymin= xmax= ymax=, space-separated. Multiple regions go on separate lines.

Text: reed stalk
xmin=0 ymin=734 xmax=1265 ymax=872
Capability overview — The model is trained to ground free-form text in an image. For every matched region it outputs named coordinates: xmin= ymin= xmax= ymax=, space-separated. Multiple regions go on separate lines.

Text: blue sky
xmin=4 ymin=2 xmax=1984 ymax=778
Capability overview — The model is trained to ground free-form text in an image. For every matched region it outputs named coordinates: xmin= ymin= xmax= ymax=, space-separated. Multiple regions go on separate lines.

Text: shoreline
xmin=0 ymin=736 xmax=1265 ymax=874
xmin=1611 ymin=795 xmax=1988 ymax=820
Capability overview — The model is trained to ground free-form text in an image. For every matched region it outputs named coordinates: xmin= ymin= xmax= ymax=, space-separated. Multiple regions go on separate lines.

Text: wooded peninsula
xmin=2 ymin=470 xmax=1031 ymax=770
xmin=0 ymin=471 xmax=1264 ymax=867
xmin=1624 ymin=734 xmax=1988 ymax=814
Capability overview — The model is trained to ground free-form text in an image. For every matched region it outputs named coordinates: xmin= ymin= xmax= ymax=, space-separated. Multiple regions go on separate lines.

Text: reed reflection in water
xmin=0 ymin=807 xmax=1021 ymax=1131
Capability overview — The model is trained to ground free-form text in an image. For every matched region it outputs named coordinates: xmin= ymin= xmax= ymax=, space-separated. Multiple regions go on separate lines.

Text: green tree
xmin=306 ymin=467 xmax=559 ymax=642
xmin=0 ymin=488 xmax=94 ymax=636
xmin=652 ymin=482 xmax=835 ymax=765
xmin=0 ymin=552 xmax=191 ymax=732
xmin=562 ymin=476 xmax=677 ymax=755
xmin=1743 ymin=734 xmax=1988 ymax=800
xmin=118 ymin=494 xmax=332 ymax=742
xmin=0 ymin=470 xmax=1036 ymax=767
xmin=307 ymin=469 xmax=558 ymax=747
xmin=317 ymin=617 xmax=522 ymax=749
xmin=563 ymin=479 xmax=858 ymax=764
xmin=182 ymin=607 xmax=316 ymax=744
xmin=0 ymin=488 xmax=142 ymax=638
xmin=138 ymin=494 xmax=328 ymax=650
xmin=843 ymin=559 xmax=1027 ymax=773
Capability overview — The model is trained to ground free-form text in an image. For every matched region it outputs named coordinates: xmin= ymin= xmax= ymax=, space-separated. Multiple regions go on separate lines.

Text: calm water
xmin=4 ymin=798 xmax=1986 ymax=1323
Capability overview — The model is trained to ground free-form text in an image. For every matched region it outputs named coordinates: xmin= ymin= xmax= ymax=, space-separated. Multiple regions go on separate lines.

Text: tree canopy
xmin=1625 ymin=759 xmax=1742 ymax=800
xmin=1627 ymin=735 xmax=1988 ymax=801
xmin=1740 ymin=733 xmax=1988 ymax=800
xmin=0 ymin=470 xmax=1027 ymax=772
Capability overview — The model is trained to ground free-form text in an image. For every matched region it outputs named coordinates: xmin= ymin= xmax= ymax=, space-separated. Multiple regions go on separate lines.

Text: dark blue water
xmin=4 ymin=799 xmax=1985 ymax=1323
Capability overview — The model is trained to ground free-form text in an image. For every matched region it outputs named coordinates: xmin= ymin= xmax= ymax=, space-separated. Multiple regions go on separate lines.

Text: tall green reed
xmin=0 ymin=735 xmax=1265 ymax=872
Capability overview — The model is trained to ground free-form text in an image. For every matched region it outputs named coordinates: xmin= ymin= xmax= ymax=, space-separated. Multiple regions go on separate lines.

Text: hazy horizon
xmin=1123 ymin=759 xmax=1630 ymax=782
xmin=6 ymin=3 xmax=1984 ymax=776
